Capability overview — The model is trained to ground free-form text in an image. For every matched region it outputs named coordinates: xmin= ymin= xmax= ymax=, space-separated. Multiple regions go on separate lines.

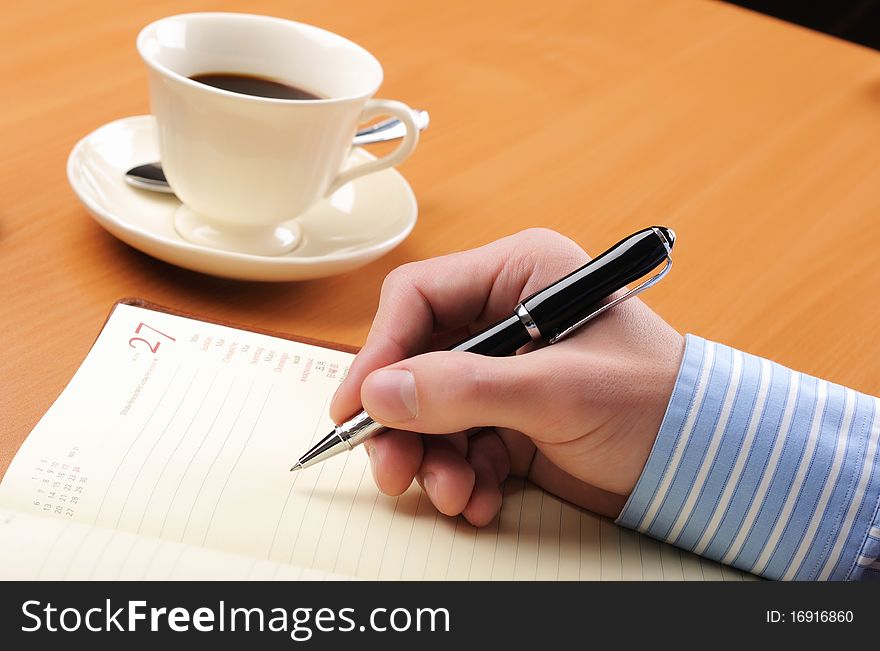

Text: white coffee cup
xmin=137 ymin=13 xmax=419 ymax=256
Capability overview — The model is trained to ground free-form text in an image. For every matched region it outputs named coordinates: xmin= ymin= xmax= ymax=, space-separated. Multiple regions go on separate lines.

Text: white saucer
xmin=67 ymin=116 xmax=418 ymax=281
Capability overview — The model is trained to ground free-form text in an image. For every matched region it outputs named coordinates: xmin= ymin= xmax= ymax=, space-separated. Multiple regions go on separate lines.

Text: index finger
xmin=329 ymin=228 xmax=589 ymax=423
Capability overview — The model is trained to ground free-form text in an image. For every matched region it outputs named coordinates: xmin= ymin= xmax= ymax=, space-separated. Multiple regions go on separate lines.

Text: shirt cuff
xmin=615 ymin=334 xmax=880 ymax=580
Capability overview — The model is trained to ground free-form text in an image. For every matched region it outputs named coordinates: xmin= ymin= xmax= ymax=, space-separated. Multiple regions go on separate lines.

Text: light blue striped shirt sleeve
xmin=615 ymin=335 xmax=880 ymax=581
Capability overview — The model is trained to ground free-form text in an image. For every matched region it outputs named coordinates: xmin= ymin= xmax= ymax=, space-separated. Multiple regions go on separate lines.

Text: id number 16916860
xmin=766 ymin=610 xmax=854 ymax=624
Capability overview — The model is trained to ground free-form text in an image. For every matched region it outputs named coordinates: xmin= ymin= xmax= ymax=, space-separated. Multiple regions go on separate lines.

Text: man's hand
xmin=330 ymin=229 xmax=684 ymax=526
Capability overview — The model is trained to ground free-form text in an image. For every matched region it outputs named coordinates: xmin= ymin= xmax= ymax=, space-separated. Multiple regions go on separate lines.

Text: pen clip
xmin=547 ymin=256 xmax=673 ymax=345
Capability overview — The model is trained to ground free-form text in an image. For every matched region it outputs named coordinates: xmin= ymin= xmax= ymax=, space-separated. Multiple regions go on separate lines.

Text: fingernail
xmin=363 ymin=369 xmax=418 ymax=423
xmin=422 ymin=472 xmax=438 ymax=502
xmin=366 ymin=441 xmax=380 ymax=474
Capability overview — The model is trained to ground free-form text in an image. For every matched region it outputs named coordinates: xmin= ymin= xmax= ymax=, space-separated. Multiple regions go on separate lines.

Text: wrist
xmin=617 ymin=327 xmax=686 ymax=497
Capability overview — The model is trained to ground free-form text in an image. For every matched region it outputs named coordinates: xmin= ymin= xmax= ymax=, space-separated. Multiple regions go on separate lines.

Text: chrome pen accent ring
xmin=515 ymin=304 xmax=542 ymax=342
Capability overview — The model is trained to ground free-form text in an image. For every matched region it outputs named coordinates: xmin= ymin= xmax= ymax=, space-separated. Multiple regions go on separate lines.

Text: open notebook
xmin=0 ymin=301 xmax=750 ymax=580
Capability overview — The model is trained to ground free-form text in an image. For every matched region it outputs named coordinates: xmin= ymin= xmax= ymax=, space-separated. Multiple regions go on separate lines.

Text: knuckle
xmin=518 ymin=226 xmax=562 ymax=242
xmin=418 ymin=353 xmax=489 ymax=427
xmin=514 ymin=229 xmax=589 ymax=271
xmin=513 ymin=228 xmax=570 ymax=255
xmin=458 ymin=355 xmax=487 ymax=409
xmin=380 ymin=263 xmax=414 ymax=295
xmin=515 ymin=227 xmax=578 ymax=253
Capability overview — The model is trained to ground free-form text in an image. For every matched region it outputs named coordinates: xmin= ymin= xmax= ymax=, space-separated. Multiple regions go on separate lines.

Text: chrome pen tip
xmin=289 ymin=462 xmax=303 ymax=472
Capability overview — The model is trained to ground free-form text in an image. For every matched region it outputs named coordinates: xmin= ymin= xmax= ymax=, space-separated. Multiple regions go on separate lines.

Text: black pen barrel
xmin=447 ymin=314 xmax=531 ymax=356
xmin=443 ymin=227 xmax=672 ymax=358
xmin=520 ymin=227 xmax=672 ymax=340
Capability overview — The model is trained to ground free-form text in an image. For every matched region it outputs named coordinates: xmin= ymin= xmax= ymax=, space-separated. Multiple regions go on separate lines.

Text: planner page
xmin=0 ymin=507 xmax=343 ymax=580
xmin=0 ymin=303 xmax=751 ymax=580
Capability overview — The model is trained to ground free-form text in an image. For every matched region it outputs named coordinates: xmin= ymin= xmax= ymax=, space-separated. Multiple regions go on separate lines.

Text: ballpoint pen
xmin=291 ymin=226 xmax=675 ymax=472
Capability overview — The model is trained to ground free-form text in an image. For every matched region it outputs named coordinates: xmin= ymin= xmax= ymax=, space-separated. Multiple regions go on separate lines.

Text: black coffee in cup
xmin=190 ymin=72 xmax=323 ymax=100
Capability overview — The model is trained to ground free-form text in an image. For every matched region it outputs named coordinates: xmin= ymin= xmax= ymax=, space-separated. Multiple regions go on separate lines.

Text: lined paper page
xmin=0 ymin=303 xmax=750 ymax=580
xmin=0 ymin=508 xmax=343 ymax=580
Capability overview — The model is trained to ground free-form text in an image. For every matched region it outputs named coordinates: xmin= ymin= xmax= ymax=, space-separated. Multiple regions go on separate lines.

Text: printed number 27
xmin=129 ymin=322 xmax=176 ymax=353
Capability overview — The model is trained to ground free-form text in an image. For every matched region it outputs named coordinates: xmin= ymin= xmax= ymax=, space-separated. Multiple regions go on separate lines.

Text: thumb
xmin=360 ymin=350 xmax=564 ymax=435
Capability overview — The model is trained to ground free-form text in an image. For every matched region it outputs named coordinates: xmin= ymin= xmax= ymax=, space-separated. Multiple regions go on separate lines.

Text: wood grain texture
xmin=3 ymin=0 xmax=880 ymax=477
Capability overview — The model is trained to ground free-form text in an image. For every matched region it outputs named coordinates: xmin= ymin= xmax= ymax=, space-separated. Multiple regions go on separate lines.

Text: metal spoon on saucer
xmin=125 ymin=109 xmax=430 ymax=194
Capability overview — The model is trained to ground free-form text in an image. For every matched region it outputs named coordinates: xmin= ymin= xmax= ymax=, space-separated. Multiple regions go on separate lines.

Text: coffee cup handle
xmin=325 ymin=99 xmax=420 ymax=196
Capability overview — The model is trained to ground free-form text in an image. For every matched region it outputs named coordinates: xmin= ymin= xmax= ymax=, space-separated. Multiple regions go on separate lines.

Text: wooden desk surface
xmin=3 ymin=0 xmax=880 ymax=478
